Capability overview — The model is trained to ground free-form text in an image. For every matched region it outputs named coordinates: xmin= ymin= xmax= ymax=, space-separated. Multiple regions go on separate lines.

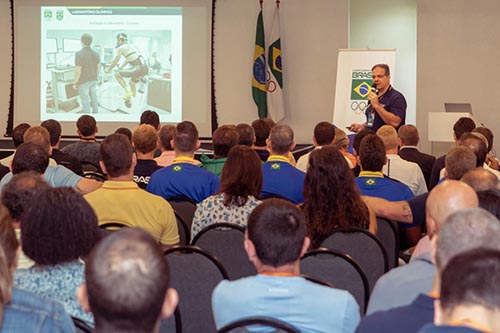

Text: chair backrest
xmin=300 ymin=248 xmax=370 ymax=314
xmin=175 ymin=211 xmax=191 ymax=245
xmin=72 ymin=317 xmax=93 ymax=333
xmin=83 ymin=171 xmax=107 ymax=182
xmin=164 ymin=246 xmax=229 ymax=333
xmin=168 ymin=196 xmax=198 ymax=232
xmin=191 ymin=223 xmax=256 ymax=280
xmin=218 ymin=316 xmax=300 ymax=333
xmin=159 ymin=307 xmax=183 ymax=333
xmin=320 ymin=227 xmax=389 ymax=292
xmin=376 ymin=217 xmax=399 ymax=269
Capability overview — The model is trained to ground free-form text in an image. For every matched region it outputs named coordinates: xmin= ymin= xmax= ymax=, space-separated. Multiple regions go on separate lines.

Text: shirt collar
xmin=359 ymin=171 xmax=384 ymax=178
xmin=267 ymin=155 xmax=290 ymax=163
xmin=102 ymin=180 xmax=139 ymax=190
xmin=172 ymin=156 xmax=199 ymax=164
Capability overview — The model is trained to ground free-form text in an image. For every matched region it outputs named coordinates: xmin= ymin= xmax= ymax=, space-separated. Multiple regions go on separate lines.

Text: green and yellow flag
xmin=252 ymin=7 xmax=268 ymax=118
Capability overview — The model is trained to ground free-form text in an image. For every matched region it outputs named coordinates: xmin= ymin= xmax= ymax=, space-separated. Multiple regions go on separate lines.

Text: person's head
xmin=78 ymin=228 xmax=178 ymax=333
xmin=0 ymin=205 xmax=19 ymax=323
xmin=352 ymin=128 xmax=375 ymax=156
xmin=397 ymin=124 xmax=420 ymax=147
xmin=140 ymin=111 xmax=160 ymax=131
xmin=219 ymin=146 xmax=262 ymax=207
xmin=116 ymin=32 xmax=128 ymax=47
xmin=461 ymin=168 xmax=499 ymax=192
xmin=371 ymin=64 xmax=391 ymax=91
xmin=81 ymin=33 xmax=93 ymax=47
xmin=21 ymin=187 xmax=100 ymax=266
xmin=172 ymin=121 xmax=199 ymax=154
xmin=313 ymin=122 xmax=335 ymax=146
xmin=453 ymin=117 xmax=476 ymax=142
xmin=1 ymin=172 xmax=50 ymax=222
xmin=11 ymin=142 xmax=49 ymax=175
xmin=11 ymin=123 xmax=30 ymax=148
xmin=246 ymin=199 xmax=309 ymax=270
xmin=444 ymin=146 xmax=477 ymax=180
xmin=251 ymin=119 xmax=274 ymax=147
xmin=477 ymin=189 xmax=500 ymax=220
xmin=23 ymin=126 xmax=51 ymax=153
xmin=100 ymin=133 xmax=135 ymax=178
xmin=358 ymin=134 xmax=386 ymax=172
xmin=333 ymin=128 xmax=349 ymax=151
xmin=376 ymin=125 xmax=398 ymax=151
xmin=267 ymin=124 xmax=295 ymax=155
xmin=435 ymin=249 xmax=500 ymax=330
xmin=472 ymin=127 xmax=494 ymax=153
xmin=114 ymin=128 xmax=132 ymax=142
xmin=236 ymin=123 xmax=255 ymax=147
xmin=157 ymin=125 xmax=175 ymax=152
xmin=434 ymin=208 xmax=500 ymax=273
xmin=40 ymin=119 xmax=62 ymax=147
xmin=77 ymin=115 xmax=98 ymax=138
xmin=212 ymin=125 xmax=239 ymax=158
xmin=459 ymin=132 xmax=488 ymax=167
xmin=425 ymin=180 xmax=478 ymax=238
xmin=303 ymin=146 xmax=369 ymax=248
xmin=132 ymin=124 xmax=158 ymax=155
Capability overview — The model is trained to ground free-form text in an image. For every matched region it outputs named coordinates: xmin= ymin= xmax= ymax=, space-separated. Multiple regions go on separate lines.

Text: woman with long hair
xmin=191 ymin=145 xmax=263 ymax=238
xmin=303 ymin=146 xmax=377 ymax=249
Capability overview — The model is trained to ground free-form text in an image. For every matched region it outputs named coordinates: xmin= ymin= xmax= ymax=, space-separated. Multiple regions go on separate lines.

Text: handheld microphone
xmin=371 ymin=83 xmax=379 ymax=95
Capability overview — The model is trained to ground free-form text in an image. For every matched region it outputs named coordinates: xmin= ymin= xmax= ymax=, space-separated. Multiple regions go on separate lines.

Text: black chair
xmin=300 ymin=248 xmax=370 ymax=314
xmin=159 ymin=307 xmax=183 ymax=333
xmin=191 ymin=223 xmax=256 ymax=280
xmin=167 ymin=196 xmax=198 ymax=233
xmin=164 ymin=246 xmax=229 ymax=333
xmin=376 ymin=217 xmax=399 ymax=268
xmin=301 ymin=274 xmax=336 ymax=288
xmin=83 ymin=171 xmax=107 ymax=182
xmin=72 ymin=317 xmax=93 ymax=333
xmin=174 ymin=212 xmax=191 ymax=245
xmin=320 ymin=227 xmax=389 ymax=292
xmin=218 ymin=317 xmax=300 ymax=333
xmin=99 ymin=222 xmax=129 ymax=238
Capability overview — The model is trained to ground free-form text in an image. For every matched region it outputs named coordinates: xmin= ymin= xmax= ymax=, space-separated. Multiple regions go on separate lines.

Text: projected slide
xmin=41 ymin=7 xmax=182 ymax=123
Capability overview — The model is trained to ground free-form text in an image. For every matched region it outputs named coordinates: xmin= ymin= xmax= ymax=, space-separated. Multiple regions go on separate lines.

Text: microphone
xmin=371 ymin=83 xmax=379 ymax=95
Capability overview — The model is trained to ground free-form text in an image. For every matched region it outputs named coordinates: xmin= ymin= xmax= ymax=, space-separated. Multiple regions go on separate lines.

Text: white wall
xmin=214 ymin=0 xmax=349 ymax=143
xmin=0 ymin=1 xmax=12 ymax=136
xmin=349 ymin=0 xmax=417 ymax=128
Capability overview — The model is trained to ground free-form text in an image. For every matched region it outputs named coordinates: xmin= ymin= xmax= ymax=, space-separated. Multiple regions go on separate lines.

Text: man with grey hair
xmin=461 ymin=168 xmax=499 ymax=192
xmin=366 ymin=180 xmax=478 ymax=315
xmin=260 ymin=124 xmax=305 ymax=203
xmin=358 ymin=207 xmax=500 ymax=333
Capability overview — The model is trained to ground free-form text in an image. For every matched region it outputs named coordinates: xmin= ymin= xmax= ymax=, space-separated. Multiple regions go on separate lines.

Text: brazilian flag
xmin=252 ymin=9 xmax=267 ymax=119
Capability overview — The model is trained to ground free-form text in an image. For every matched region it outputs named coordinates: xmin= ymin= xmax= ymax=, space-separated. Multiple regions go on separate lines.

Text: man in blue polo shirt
xmin=261 ymin=124 xmax=305 ymax=204
xmin=147 ymin=121 xmax=219 ymax=203
xmin=349 ymin=64 xmax=406 ymax=133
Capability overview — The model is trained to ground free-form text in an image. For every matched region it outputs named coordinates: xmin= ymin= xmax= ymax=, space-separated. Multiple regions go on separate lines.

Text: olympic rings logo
xmin=351 ymin=101 xmax=368 ymax=115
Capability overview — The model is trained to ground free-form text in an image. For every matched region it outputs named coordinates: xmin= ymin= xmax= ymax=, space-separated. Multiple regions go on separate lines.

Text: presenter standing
xmin=73 ymin=33 xmax=100 ymax=114
xmin=105 ymin=33 xmax=149 ymax=108
xmin=349 ymin=64 xmax=406 ymax=133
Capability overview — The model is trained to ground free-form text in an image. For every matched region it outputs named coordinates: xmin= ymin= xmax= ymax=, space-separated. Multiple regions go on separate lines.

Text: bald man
xmin=366 ymin=180 xmax=478 ymax=315
xmin=460 ymin=168 xmax=499 ymax=192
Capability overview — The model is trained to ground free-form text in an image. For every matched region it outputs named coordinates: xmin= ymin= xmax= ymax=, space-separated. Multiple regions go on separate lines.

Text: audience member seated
xmin=334 ymin=128 xmax=357 ymax=167
xmin=295 ymin=121 xmax=336 ymax=172
xmin=0 ymin=123 xmax=30 ymax=168
xmin=154 ymin=124 xmax=176 ymax=167
xmin=261 ymin=124 xmax=305 ymax=204
xmin=473 ymin=126 xmax=499 ymax=172
xmin=212 ymin=199 xmax=360 ymax=333
xmin=366 ymin=181 xmax=478 ymax=315
xmin=477 ymin=189 xmax=500 ymax=219
xmin=303 ymin=146 xmax=376 ymax=249
xmin=77 ymin=228 xmax=178 ymax=333
xmin=460 ymin=168 xmax=499 ymax=192
xmin=397 ymin=124 xmax=435 ymax=187
xmin=114 ymin=127 xmax=132 ymax=142
xmin=419 ymin=247 xmax=500 ymax=332
xmin=251 ymin=118 xmax=274 ymax=162
xmin=236 ymin=123 xmax=255 ymax=147
xmin=377 ymin=125 xmax=427 ymax=195
xmin=85 ymin=133 xmax=179 ymax=249
xmin=62 ymin=115 xmax=101 ymax=169
xmin=147 ymin=121 xmax=220 ymax=203
xmin=0 ymin=205 xmax=75 ymax=333
xmin=14 ymin=187 xmax=101 ymax=325
xmin=429 ymin=117 xmax=475 ymax=189
xmin=41 ymin=119 xmax=83 ymax=175
xmin=201 ymin=125 xmax=239 ymax=177
xmin=140 ymin=110 xmax=161 ymax=131
xmin=1 ymin=172 xmax=50 ymax=269
xmin=132 ymin=124 xmax=162 ymax=189
xmin=351 ymin=128 xmax=375 ymax=176
xmin=192 ymin=145 xmax=262 ymax=238
xmin=358 ymin=204 xmax=493 ymax=333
